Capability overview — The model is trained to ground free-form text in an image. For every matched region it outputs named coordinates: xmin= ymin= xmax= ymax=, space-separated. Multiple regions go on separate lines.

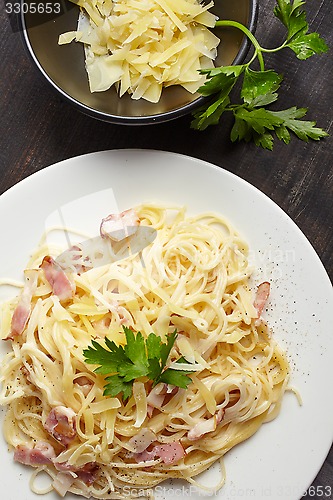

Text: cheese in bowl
xmin=59 ymin=0 xmax=220 ymax=103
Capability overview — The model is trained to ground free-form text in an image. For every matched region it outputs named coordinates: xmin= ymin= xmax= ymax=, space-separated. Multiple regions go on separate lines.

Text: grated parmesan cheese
xmin=59 ymin=0 xmax=220 ymax=102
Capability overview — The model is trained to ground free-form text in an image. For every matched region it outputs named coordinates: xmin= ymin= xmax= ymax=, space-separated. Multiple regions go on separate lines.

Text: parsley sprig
xmin=83 ymin=327 xmax=193 ymax=400
xmin=191 ymin=0 xmax=329 ymax=149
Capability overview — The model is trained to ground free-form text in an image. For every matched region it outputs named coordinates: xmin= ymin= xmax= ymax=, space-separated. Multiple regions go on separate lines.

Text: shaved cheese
xmin=89 ymin=399 xmax=121 ymax=414
xmin=169 ymin=361 xmax=204 ymax=372
xmin=86 ymin=52 xmax=124 ymax=92
xmin=149 ymin=39 xmax=192 ymax=67
xmin=152 ymin=0 xmax=187 ymax=32
xmin=59 ymin=0 xmax=219 ymax=102
xmin=58 ymin=31 xmax=82 ymax=45
xmin=187 ymin=415 xmax=217 ymax=440
xmin=127 ymin=428 xmax=156 ymax=453
xmin=195 ymin=10 xmax=217 ymax=28
xmin=192 ymin=376 xmax=217 ymax=415
xmin=51 ymin=296 xmax=75 ymax=323
xmin=177 ymin=335 xmax=196 ymax=364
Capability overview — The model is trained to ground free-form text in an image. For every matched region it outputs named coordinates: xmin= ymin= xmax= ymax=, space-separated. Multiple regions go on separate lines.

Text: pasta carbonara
xmin=0 ymin=204 xmax=290 ymax=498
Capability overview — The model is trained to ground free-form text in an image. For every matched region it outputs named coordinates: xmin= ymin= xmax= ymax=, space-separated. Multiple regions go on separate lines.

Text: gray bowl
xmin=21 ymin=0 xmax=258 ymax=124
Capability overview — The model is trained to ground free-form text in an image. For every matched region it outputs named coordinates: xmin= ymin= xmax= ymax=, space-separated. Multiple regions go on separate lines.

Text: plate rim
xmin=0 ymin=149 xmax=332 ymax=500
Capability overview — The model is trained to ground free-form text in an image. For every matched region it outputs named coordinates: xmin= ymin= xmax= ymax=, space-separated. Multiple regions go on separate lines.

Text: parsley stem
xmin=261 ymin=42 xmax=288 ymax=53
xmin=215 ymin=20 xmax=265 ymax=71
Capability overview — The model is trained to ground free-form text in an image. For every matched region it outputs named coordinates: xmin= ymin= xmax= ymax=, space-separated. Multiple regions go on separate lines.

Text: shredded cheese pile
xmin=59 ymin=0 xmax=220 ymax=102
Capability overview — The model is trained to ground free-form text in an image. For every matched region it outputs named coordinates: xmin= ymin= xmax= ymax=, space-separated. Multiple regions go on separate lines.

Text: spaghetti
xmin=0 ymin=204 xmax=290 ymax=498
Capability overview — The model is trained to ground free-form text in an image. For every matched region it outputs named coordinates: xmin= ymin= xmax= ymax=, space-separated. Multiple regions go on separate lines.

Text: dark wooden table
xmin=1 ymin=1 xmax=332 ymax=498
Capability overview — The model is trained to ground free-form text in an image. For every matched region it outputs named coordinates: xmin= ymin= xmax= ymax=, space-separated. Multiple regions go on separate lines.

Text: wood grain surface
xmin=0 ymin=1 xmax=332 ymax=498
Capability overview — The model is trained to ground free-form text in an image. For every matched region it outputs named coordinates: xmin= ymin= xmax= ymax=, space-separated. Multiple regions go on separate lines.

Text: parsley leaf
xmin=197 ymin=66 xmax=244 ymax=97
xmin=191 ymin=0 xmax=329 ymax=148
xmin=160 ymin=329 xmax=177 ymax=366
xmin=241 ymin=68 xmax=282 ymax=104
xmin=273 ymin=0 xmax=328 ymax=59
xmin=274 ymin=0 xmax=308 ymax=41
xmin=234 ymin=108 xmax=284 ymax=135
xmin=83 ymin=327 xmax=194 ymax=400
xmin=146 ymin=332 xmax=163 ymax=359
xmin=158 ymin=368 xmax=193 ymax=389
xmin=272 ymin=108 xmax=328 ymax=141
xmin=147 ymin=357 xmax=162 ymax=381
xmin=230 ymin=106 xmax=328 ymax=150
xmin=287 ymin=32 xmax=329 ymax=60
xmin=83 ymin=339 xmax=120 ymax=375
xmin=104 ymin=374 xmax=133 ymax=400
xmin=191 ymin=95 xmax=231 ymax=131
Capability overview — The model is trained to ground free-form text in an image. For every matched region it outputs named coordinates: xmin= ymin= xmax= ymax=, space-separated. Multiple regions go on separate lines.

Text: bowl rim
xmin=21 ymin=0 xmax=259 ymax=125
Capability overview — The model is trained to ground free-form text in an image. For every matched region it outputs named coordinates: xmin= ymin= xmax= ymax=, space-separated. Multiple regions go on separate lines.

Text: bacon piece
xmin=187 ymin=408 xmax=224 ymax=441
xmin=254 ymin=281 xmax=271 ymax=318
xmin=76 ymin=462 xmax=99 ymax=485
xmin=6 ymin=269 xmax=38 ymax=340
xmin=40 ymin=256 xmax=75 ymax=301
xmin=134 ymin=441 xmax=185 ymax=465
xmin=44 ymin=406 xmax=77 ymax=446
xmin=187 ymin=418 xmax=216 ymax=441
xmin=134 ymin=448 xmax=156 ymax=462
xmin=54 ymin=461 xmax=98 ymax=486
xmin=100 ymin=209 xmax=139 ymax=242
xmin=14 ymin=441 xmax=56 ymax=466
xmin=9 ymin=304 xmax=29 ymax=338
xmin=154 ymin=442 xmax=185 ymax=465
xmin=146 ymin=384 xmax=179 ymax=418
xmin=146 ymin=384 xmax=166 ymax=415
xmin=147 ymin=405 xmax=154 ymax=418
xmin=216 ymin=408 xmax=224 ymax=425
xmin=74 ymin=376 xmax=93 ymax=397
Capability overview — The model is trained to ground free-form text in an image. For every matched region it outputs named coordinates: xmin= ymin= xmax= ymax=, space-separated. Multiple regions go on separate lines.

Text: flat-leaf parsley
xmin=191 ymin=0 xmax=329 ymax=149
xmin=83 ymin=327 xmax=193 ymax=400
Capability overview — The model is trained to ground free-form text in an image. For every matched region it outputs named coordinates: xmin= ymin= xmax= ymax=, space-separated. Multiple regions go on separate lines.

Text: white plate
xmin=0 ymin=150 xmax=332 ymax=500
